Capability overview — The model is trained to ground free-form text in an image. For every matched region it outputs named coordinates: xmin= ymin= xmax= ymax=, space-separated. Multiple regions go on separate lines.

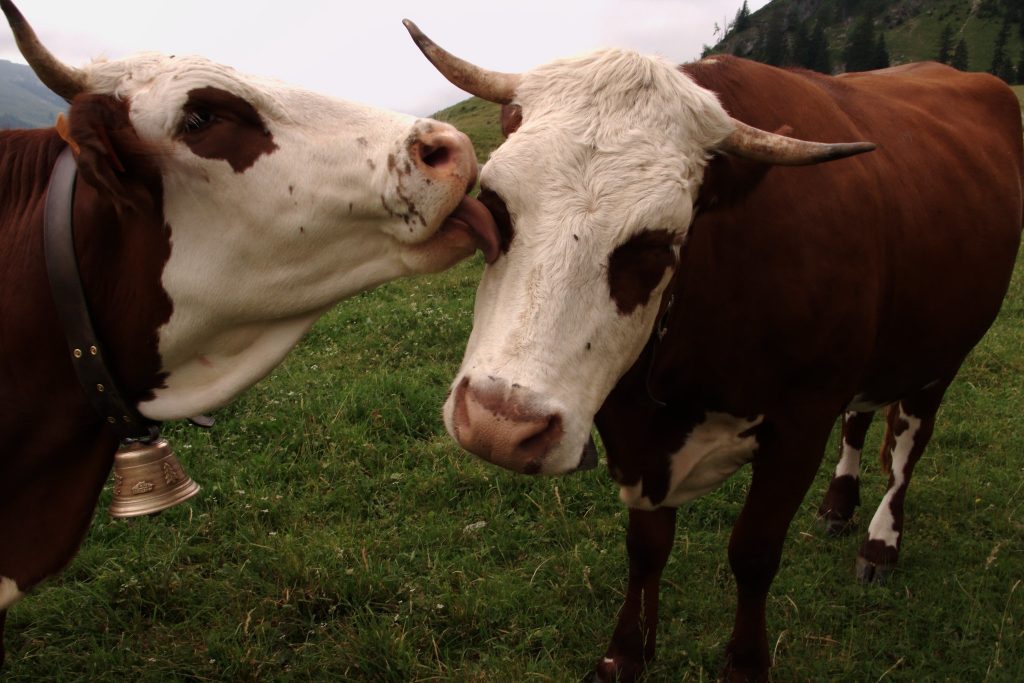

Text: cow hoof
xmin=819 ymin=515 xmax=855 ymax=537
xmin=855 ymin=555 xmax=894 ymax=584
xmin=593 ymin=656 xmax=642 ymax=683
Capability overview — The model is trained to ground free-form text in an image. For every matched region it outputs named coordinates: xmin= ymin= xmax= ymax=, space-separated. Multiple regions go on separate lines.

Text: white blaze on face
xmin=442 ymin=49 xmax=735 ymax=475
xmin=69 ymin=54 xmax=487 ymax=420
xmin=0 ymin=575 xmax=22 ymax=610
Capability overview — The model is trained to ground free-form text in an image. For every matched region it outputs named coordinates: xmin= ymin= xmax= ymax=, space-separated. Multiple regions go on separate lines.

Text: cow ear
xmin=66 ymin=94 xmax=160 ymax=217
xmin=500 ymin=103 xmax=522 ymax=138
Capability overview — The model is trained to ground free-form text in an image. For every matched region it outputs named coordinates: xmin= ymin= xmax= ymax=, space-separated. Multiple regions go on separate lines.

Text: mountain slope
xmin=713 ymin=0 xmax=1023 ymax=75
xmin=0 ymin=59 xmax=66 ymax=129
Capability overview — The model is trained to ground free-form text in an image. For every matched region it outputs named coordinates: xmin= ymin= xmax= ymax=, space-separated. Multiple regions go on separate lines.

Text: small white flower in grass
xmin=463 ymin=520 xmax=487 ymax=533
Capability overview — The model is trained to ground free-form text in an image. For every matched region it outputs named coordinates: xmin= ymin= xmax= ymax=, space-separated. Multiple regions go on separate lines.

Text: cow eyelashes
xmin=182 ymin=109 xmax=218 ymax=134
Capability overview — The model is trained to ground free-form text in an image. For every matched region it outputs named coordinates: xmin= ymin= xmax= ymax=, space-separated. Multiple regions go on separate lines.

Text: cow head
xmin=3 ymin=2 xmax=500 ymax=420
xmin=405 ymin=22 xmax=874 ymax=475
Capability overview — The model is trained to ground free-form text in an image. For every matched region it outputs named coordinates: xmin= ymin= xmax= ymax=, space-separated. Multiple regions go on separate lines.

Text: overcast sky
xmin=0 ymin=1 xmax=769 ymax=116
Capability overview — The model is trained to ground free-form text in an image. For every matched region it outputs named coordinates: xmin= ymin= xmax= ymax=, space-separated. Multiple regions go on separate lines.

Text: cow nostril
xmin=519 ymin=414 xmax=561 ymax=452
xmin=420 ymin=143 xmax=451 ymax=169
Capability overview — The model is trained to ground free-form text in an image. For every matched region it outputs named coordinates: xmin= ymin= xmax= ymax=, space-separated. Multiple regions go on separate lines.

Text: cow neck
xmin=43 ymin=146 xmax=160 ymax=442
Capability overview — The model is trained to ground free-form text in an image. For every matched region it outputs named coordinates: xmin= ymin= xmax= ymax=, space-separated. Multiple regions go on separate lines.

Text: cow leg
xmin=818 ymin=410 xmax=874 ymax=535
xmin=722 ymin=433 xmax=825 ymax=683
xmin=0 ymin=609 xmax=6 ymax=668
xmin=856 ymin=384 xmax=947 ymax=584
xmin=594 ymin=506 xmax=677 ymax=683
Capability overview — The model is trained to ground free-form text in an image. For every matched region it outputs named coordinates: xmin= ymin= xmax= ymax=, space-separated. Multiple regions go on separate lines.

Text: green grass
xmin=5 ymin=252 xmax=1023 ymax=681
xmin=433 ymin=98 xmax=503 ymax=167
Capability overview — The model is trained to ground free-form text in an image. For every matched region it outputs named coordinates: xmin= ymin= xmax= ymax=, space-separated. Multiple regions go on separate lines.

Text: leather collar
xmin=43 ymin=146 xmax=160 ymax=442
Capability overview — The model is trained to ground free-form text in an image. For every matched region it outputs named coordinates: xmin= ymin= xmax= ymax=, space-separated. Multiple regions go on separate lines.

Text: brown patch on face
xmin=607 ymin=229 xmax=678 ymax=315
xmin=477 ymin=187 xmax=515 ymax=254
xmin=179 ymin=86 xmax=278 ymax=172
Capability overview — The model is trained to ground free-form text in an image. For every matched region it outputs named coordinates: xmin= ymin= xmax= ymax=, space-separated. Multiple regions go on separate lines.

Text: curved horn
xmin=718 ymin=119 xmax=876 ymax=166
xmin=403 ymin=19 xmax=520 ymax=105
xmin=2 ymin=0 xmax=87 ymax=102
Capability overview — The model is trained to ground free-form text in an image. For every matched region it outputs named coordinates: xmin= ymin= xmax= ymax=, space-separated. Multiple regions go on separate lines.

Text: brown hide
xmin=598 ymin=58 xmax=1023 ymax=499
xmin=592 ymin=57 xmax=1021 ymax=680
xmin=0 ymin=95 xmax=171 ymax=634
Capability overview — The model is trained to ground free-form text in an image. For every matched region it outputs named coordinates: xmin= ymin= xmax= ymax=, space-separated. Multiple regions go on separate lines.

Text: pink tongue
xmin=445 ymin=195 xmax=501 ymax=264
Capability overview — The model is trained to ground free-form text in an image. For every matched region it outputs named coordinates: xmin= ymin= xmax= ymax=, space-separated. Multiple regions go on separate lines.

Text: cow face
xmin=4 ymin=2 xmax=499 ymax=420
xmin=440 ymin=51 xmax=735 ymax=474
xmin=82 ymin=56 xmax=492 ymax=418
xmin=404 ymin=22 xmax=873 ymax=476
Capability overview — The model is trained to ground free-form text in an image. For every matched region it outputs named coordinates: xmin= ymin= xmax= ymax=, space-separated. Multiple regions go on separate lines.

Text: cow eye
xmin=182 ymin=108 xmax=217 ymax=133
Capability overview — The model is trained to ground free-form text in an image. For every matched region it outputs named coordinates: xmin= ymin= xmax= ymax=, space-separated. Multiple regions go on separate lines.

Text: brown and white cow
xmin=406 ymin=23 xmax=1024 ymax=683
xmin=0 ymin=1 xmax=499 ymax=663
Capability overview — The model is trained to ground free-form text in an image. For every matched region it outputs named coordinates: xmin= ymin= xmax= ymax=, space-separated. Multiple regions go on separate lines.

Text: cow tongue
xmin=443 ymin=195 xmax=500 ymax=264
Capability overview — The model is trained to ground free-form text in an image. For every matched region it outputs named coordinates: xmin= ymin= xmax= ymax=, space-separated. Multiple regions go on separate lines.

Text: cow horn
xmin=718 ymin=119 xmax=876 ymax=166
xmin=2 ymin=0 xmax=87 ymax=102
xmin=403 ymin=19 xmax=520 ymax=105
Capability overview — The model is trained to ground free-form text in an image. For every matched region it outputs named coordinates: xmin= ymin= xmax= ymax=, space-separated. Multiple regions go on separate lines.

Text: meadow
xmin=3 ymin=100 xmax=1023 ymax=681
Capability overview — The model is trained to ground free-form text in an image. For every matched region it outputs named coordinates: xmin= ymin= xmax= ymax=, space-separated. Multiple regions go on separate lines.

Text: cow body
xmin=0 ymin=2 xmax=497 ymax=664
xmin=411 ymin=36 xmax=1022 ymax=682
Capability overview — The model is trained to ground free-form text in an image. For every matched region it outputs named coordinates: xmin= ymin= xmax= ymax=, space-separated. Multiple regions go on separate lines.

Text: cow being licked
xmin=0 ymin=1 xmax=499 ymax=662
xmin=405 ymin=21 xmax=1023 ymax=683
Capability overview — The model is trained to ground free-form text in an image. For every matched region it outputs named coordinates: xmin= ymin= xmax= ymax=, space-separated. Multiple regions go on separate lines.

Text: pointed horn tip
xmin=1 ymin=0 xmax=27 ymax=28
xmin=828 ymin=141 xmax=877 ymax=160
xmin=402 ymin=19 xmax=429 ymax=45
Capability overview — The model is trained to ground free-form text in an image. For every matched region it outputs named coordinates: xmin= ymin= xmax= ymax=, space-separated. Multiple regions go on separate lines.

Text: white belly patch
xmin=1 ymin=575 xmax=23 ymax=610
xmin=619 ymin=412 xmax=764 ymax=510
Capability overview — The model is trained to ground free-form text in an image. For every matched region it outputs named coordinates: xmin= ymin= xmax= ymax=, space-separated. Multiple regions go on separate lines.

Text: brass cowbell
xmin=109 ymin=439 xmax=200 ymax=518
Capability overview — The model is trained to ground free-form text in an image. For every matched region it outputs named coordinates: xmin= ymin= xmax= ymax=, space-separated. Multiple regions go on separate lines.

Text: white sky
xmin=0 ymin=1 xmax=769 ymax=116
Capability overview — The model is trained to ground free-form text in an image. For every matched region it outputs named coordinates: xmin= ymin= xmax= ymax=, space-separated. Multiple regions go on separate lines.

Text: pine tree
xmin=845 ymin=16 xmax=877 ymax=72
xmin=991 ymin=20 xmax=1014 ymax=82
xmin=762 ymin=11 xmax=789 ymax=66
xmin=808 ymin=21 xmax=832 ymax=73
xmin=873 ymin=33 xmax=890 ymax=69
xmin=734 ymin=1 xmax=751 ymax=34
xmin=951 ymin=38 xmax=969 ymax=71
xmin=937 ymin=24 xmax=954 ymax=64
xmin=793 ymin=23 xmax=812 ymax=68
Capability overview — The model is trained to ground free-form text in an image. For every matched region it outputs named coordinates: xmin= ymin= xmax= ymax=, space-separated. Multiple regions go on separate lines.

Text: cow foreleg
xmin=594 ymin=506 xmax=676 ymax=683
xmin=818 ymin=410 xmax=874 ymax=535
xmin=856 ymin=384 xmax=945 ymax=584
xmin=723 ymin=439 xmax=823 ymax=683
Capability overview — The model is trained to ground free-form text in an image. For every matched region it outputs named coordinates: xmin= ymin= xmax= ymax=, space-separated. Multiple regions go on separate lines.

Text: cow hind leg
xmin=818 ymin=410 xmax=874 ymax=535
xmin=856 ymin=382 xmax=949 ymax=584
xmin=594 ymin=506 xmax=677 ymax=683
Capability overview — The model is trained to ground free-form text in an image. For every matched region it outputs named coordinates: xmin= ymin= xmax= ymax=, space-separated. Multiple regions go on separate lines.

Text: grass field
xmin=4 ymin=114 xmax=1024 ymax=681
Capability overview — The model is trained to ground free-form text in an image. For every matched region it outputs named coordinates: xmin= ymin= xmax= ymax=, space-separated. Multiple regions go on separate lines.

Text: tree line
xmin=714 ymin=0 xmax=1024 ymax=84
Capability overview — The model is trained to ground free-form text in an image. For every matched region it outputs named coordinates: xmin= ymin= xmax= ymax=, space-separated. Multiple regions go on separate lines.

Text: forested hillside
xmin=709 ymin=0 xmax=1024 ymax=80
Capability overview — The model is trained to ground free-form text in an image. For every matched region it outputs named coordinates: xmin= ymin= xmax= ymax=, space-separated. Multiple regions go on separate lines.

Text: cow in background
xmin=0 ymin=0 xmax=499 ymax=663
xmin=406 ymin=21 xmax=1023 ymax=683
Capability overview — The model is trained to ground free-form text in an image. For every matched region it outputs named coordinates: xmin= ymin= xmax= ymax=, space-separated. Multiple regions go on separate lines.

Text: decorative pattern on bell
xmin=108 ymin=439 xmax=200 ymax=518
